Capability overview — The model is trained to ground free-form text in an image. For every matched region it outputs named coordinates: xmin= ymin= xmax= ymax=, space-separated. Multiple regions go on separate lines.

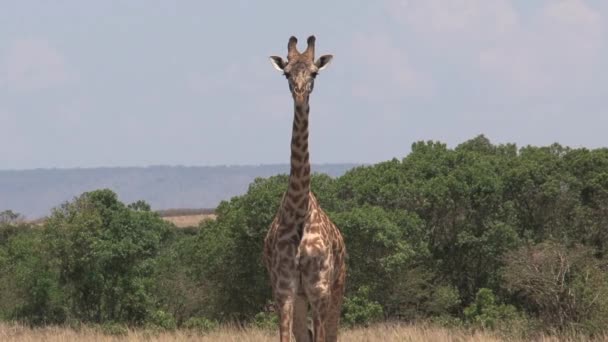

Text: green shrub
xmin=342 ymin=286 xmax=383 ymax=327
xmin=429 ymin=314 xmax=463 ymax=328
xmin=44 ymin=189 xmax=170 ymax=324
xmin=183 ymin=317 xmax=219 ymax=333
xmin=427 ymin=285 xmax=461 ymax=316
xmin=503 ymin=242 xmax=608 ymax=333
xmin=147 ymin=310 xmax=176 ymax=331
xmin=463 ymin=288 xmax=531 ymax=337
xmin=253 ymin=311 xmax=279 ymax=330
xmin=100 ymin=322 xmax=128 ymax=336
xmin=1 ymin=230 xmax=66 ymax=325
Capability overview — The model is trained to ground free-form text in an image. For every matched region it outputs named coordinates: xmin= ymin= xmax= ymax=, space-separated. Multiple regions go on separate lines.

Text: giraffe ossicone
xmin=263 ymin=36 xmax=347 ymax=342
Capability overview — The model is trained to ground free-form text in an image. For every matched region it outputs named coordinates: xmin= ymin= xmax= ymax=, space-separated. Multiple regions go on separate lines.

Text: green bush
xmin=0 ymin=229 xmax=66 ymax=325
xmin=503 ymin=242 xmax=608 ymax=333
xmin=100 ymin=322 xmax=128 ymax=336
xmin=464 ymin=288 xmax=527 ymax=333
xmin=252 ymin=311 xmax=279 ymax=330
xmin=151 ymin=234 xmax=209 ymax=324
xmin=44 ymin=189 xmax=170 ymax=324
xmin=333 ymin=206 xmax=424 ymax=317
xmin=183 ymin=317 xmax=219 ymax=333
xmin=427 ymin=285 xmax=461 ymax=316
xmin=147 ymin=310 xmax=176 ymax=331
xmin=342 ymin=286 xmax=383 ymax=327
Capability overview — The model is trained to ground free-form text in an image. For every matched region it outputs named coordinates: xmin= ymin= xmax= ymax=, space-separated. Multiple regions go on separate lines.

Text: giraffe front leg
xmin=302 ymin=273 xmax=331 ymax=342
xmin=324 ymin=275 xmax=345 ymax=342
xmin=300 ymin=250 xmax=332 ymax=341
xmin=309 ymin=290 xmax=330 ymax=342
xmin=293 ymin=293 xmax=312 ymax=342
xmin=275 ymin=293 xmax=295 ymax=342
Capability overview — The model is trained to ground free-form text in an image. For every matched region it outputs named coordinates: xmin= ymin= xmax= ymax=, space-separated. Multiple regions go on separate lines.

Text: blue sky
xmin=1 ymin=1 xmax=607 ymax=169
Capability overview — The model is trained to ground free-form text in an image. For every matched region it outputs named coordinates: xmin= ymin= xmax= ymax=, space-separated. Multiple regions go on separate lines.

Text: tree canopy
xmin=1 ymin=135 xmax=608 ymax=335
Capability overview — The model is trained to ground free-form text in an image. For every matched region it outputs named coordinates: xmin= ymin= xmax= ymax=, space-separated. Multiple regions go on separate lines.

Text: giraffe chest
xmin=270 ymin=218 xmax=335 ymax=273
xmin=264 ymin=192 xmax=345 ymax=284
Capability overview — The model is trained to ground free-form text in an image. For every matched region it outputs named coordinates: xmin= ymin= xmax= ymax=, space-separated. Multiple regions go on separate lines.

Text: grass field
xmin=157 ymin=208 xmax=216 ymax=228
xmin=0 ymin=323 xmax=602 ymax=342
xmin=26 ymin=209 xmax=217 ymax=228
xmin=161 ymin=213 xmax=216 ymax=227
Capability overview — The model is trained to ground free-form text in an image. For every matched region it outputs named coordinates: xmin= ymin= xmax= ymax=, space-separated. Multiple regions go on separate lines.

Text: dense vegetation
xmin=1 ymin=135 xmax=608 ymax=337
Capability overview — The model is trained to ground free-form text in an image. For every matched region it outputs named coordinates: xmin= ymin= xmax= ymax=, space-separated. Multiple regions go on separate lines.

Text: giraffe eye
xmin=283 ymin=72 xmax=291 ymax=78
xmin=311 ymin=72 xmax=318 ymax=78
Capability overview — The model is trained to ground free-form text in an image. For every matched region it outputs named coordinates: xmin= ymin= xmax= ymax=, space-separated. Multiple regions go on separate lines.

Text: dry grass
xmin=25 ymin=209 xmax=218 ymax=229
xmin=156 ymin=208 xmax=215 ymax=217
xmin=26 ymin=214 xmax=216 ymax=229
xmin=162 ymin=213 xmax=216 ymax=228
xmin=0 ymin=323 xmax=604 ymax=342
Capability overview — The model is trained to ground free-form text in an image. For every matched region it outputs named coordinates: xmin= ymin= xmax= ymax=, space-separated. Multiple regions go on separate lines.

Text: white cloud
xmin=0 ymin=39 xmax=74 ymax=92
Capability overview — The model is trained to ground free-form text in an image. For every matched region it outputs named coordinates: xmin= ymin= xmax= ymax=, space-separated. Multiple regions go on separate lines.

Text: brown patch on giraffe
xmin=278 ymin=267 xmax=291 ymax=279
xmin=283 ymin=202 xmax=294 ymax=212
xmin=289 ymin=180 xmax=301 ymax=191
xmin=277 ymin=241 xmax=290 ymax=251
xmin=300 ymin=259 xmax=311 ymax=274
xmin=303 ymin=164 xmax=310 ymax=174
xmin=291 ymin=150 xmax=302 ymax=162
xmin=289 ymin=193 xmax=303 ymax=204
xmin=291 ymin=165 xmax=302 ymax=177
xmin=307 ymin=270 xmax=321 ymax=284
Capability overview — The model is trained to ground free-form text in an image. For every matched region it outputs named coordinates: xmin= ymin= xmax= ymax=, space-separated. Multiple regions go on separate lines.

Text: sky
xmin=1 ymin=0 xmax=607 ymax=170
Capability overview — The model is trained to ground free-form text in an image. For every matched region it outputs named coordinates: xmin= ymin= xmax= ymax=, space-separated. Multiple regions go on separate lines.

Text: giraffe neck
xmin=285 ymin=100 xmax=311 ymax=218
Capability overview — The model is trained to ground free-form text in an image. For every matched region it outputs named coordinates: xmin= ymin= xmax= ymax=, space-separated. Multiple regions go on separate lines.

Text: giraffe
xmin=263 ymin=36 xmax=346 ymax=342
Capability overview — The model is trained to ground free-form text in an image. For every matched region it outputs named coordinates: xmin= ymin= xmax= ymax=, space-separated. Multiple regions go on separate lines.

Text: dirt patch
xmin=162 ymin=214 xmax=216 ymax=228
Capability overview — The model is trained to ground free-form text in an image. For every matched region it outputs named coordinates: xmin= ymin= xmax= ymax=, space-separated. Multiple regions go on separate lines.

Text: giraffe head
xmin=269 ymin=36 xmax=333 ymax=104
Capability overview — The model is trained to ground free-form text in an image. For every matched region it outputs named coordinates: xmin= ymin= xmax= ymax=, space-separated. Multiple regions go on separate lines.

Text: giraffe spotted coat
xmin=264 ymin=36 xmax=347 ymax=342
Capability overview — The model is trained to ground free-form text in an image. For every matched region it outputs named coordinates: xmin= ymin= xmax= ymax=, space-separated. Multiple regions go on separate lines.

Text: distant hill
xmin=0 ymin=164 xmax=359 ymax=219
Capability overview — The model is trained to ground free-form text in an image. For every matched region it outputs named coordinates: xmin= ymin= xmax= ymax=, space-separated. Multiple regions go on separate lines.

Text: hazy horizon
xmin=0 ymin=164 xmax=358 ymax=218
xmin=0 ymin=162 xmax=362 ymax=172
xmin=2 ymin=1 xmax=607 ymax=170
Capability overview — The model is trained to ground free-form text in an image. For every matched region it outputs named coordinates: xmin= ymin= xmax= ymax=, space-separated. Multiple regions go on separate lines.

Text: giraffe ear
xmin=269 ymin=56 xmax=287 ymax=71
xmin=315 ymin=54 xmax=333 ymax=71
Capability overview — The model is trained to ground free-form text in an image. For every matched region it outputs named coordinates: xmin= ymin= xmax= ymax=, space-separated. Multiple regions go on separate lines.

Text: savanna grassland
xmin=1 ymin=323 xmax=603 ymax=342
xmin=158 ymin=208 xmax=216 ymax=228
xmin=2 ymin=136 xmax=608 ymax=340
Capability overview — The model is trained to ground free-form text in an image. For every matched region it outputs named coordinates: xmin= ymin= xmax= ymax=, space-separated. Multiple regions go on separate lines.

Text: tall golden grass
xmin=161 ymin=213 xmax=216 ymax=227
xmin=0 ymin=323 xmax=605 ymax=342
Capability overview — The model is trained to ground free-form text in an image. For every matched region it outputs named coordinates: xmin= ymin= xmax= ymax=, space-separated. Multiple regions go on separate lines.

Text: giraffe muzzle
xmin=293 ymin=91 xmax=307 ymax=102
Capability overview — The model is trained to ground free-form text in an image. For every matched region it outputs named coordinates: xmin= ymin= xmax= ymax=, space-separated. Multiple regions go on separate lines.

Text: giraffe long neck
xmin=285 ymin=101 xmax=311 ymax=218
